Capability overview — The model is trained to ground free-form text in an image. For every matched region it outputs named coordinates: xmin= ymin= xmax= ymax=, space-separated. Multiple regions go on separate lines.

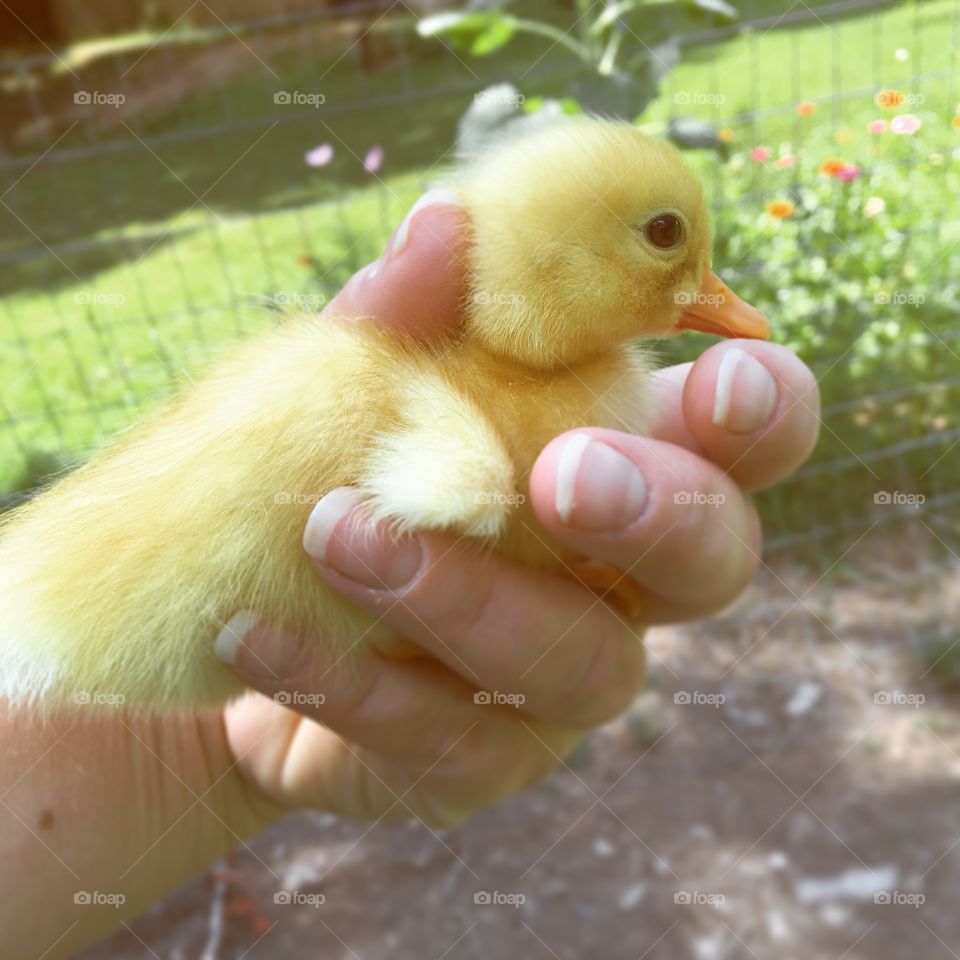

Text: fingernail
xmin=215 ymin=610 xmax=258 ymax=665
xmin=555 ymin=434 xmax=647 ymax=532
xmin=215 ymin=611 xmax=308 ymax=681
xmin=713 ymin=348 xmax=778 ymax=434
xmin=303 ymin=489 xmax=423 ymax=589
xmin=385 ymin=188 xmax=461 ymax=262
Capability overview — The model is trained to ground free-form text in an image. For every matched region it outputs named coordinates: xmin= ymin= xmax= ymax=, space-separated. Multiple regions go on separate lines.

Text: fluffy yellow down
xmin=0 ymin=116 xmax=718 ymax=708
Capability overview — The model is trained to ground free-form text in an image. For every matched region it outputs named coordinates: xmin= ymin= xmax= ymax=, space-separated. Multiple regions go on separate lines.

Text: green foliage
xmin=417 ymin=11 xmax=519 ymax=58
xmin=417 ymin=0 xmax=740 ymax=116
xmin=662 ymin=106 xmax=960 ymax=538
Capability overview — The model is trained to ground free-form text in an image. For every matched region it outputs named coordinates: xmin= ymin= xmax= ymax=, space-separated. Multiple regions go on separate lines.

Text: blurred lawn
xmin=0 ymin=0 xmax=958 ymax=507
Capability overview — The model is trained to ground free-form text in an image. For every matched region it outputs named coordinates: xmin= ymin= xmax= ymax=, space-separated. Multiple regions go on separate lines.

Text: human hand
xmin=0 ymin=193 xmax=820 ymax=960
xmin=218 ymin=191 xmax=821 ymax=829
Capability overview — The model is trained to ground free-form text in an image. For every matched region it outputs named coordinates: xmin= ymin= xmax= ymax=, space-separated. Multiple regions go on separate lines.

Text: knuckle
xmin=704 ymin=502 xmax=761 ymax=609
xmin=424 ymin=718 xmax=486 ymax=772
xmin=432 ymin=722 xmax=546 ymax=802
xmin=414 ymin=547 xmax=499 ymax=645
xmin=292 ymin=650 xmax=381 ymax=721
xmin=666 ymin=486 xmax=757 ymax=612
xmin=410 ymin=722 xmax=575 ymax=825
xmin=562 ymin=620 xmax=646 ymax=725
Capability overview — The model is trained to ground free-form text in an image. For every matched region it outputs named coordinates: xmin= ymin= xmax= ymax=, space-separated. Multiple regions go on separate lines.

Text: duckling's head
xmin=457 ymin=116 xmax=768 ymax=369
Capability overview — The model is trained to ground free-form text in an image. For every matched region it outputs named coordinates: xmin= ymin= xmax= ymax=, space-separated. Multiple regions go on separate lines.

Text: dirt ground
xmin=76 ymin=523 xmax=960 ymax=960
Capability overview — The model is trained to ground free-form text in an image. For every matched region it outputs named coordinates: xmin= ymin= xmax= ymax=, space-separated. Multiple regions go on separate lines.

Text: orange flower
xmin=718 ymin=128 xmax=734 ymax=142
xmin=819 ymin=156 xmax=847 ymax=177
xmin=297 ymin=254 xmax=313 ymax=267
xmin=952 ymin=115 xmax=960 ymax=129
xmin=875 ymin=89 xmax=905 ymax=108
xmin=796 ymin=101 xmax=816 ymax=116
xmin=766 ymin=200 xmax=795 ymax=218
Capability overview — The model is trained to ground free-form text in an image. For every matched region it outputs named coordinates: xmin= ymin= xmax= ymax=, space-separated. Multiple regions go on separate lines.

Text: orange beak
xmin=677 ymin=270 xmax=770 ymax=340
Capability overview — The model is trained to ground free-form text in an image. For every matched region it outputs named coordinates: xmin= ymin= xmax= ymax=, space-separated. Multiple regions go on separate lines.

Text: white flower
xmin=863 ymin=196 xmax=886 ymax=218
xmin=895 ymin=48 xmax=909 ymax=61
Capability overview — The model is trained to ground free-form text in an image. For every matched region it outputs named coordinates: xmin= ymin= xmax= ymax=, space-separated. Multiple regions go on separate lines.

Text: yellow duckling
xmin=0 ymin=117 xmax=768 ymax=708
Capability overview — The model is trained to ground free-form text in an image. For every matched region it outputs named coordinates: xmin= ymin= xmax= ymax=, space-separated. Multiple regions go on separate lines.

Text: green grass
xmin=0 ymin=169 xmax=431 ymax=492
xmin=648 ymin=0 xmax=960 ymax=137
xmin=1 ymin=0 xmax=959 ymax=515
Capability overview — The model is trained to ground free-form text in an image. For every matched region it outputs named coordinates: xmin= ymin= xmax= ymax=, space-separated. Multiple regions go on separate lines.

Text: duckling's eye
xmin=643 ymin=214 xmax=684 ymax=250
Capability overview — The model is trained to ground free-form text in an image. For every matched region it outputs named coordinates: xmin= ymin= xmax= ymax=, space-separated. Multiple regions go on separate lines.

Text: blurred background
xmin=2 ymin=0 xmax=960 ymax=957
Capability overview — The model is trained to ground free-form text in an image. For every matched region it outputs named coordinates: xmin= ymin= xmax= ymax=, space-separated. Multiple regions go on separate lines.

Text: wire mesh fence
xmin=0 ymin=0 xmax=958 ymax=565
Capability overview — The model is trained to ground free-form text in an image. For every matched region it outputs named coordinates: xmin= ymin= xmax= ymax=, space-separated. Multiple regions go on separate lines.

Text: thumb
xmin=326 ymin=189 xmax=470 ymax=341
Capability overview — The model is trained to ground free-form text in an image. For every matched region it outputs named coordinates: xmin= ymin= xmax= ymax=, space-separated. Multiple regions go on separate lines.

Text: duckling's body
xmin=0 ymin=117 xmax=767 ymax=708
xmin=0 ymin=324 xmax=651 ymax=705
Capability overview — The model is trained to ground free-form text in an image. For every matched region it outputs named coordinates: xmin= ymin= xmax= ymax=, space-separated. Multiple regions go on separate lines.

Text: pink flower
xmin=751 ymin=146 xmax=771 ymax=163
xmin=363 ymin=145 xmax=384 ymax=174
xmin=867 ymin=119 xmax=887 ymax=134
xmin=890 ymin=114 xmax=921 ymax=135
xmin=835 ymin=163 xmax=861 ymax=182
xmin=305 ymin=144 xmax=334 ymax=167
xmin=776 ymin=154 xmax=796 ymax=169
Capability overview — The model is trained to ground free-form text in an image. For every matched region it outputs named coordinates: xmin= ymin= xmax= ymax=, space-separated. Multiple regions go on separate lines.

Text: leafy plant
xmin=661 ymin=105 xmax=960 ymax=543
xmin=417 ymin=0 xmax=739 ymax=118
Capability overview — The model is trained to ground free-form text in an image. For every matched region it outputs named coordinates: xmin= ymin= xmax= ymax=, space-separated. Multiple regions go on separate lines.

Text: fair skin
xmin=0 ymin=199 xmax=818 ymax=959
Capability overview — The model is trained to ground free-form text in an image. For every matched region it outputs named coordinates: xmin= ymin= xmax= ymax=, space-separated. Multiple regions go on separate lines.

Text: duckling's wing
xmin=359 ymin=368 xmax=516 ymax=540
